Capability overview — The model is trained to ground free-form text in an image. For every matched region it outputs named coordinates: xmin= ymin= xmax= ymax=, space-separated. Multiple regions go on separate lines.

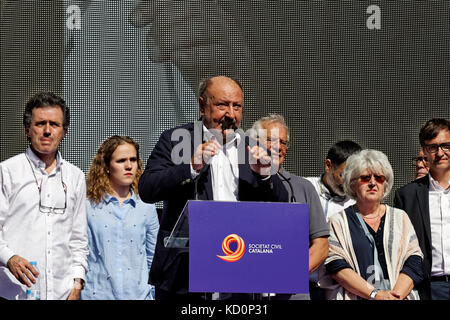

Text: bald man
xmin=139 ymin=76 xmax=288 ymax=300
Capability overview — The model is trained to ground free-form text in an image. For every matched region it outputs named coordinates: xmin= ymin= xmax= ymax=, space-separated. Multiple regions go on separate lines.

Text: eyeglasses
xmin=26 ymin=154 xmax=67 ymax=214
xmin=266 ymin=138 xmax=290 ymax=149
xmin=358 ymin=174 xmax=386 ymax=184
xmin=38 ymin=180 xmax=67 ymax=214
xmin=412 ymin=156 xmax=428 ymax=165
xmin=423 ymin=143 xmax=450 ymax=154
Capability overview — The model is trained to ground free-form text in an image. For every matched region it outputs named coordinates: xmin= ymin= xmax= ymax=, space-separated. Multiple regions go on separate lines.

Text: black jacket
xmin=138 ymin=121 xmax=288 ymax=294
xmin=394 ymin=175 xmax=431 ymax=300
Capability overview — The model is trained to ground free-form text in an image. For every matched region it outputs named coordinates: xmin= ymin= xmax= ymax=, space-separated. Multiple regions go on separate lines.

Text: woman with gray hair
xmin=325 ymin=149 xmax=423 ymax=300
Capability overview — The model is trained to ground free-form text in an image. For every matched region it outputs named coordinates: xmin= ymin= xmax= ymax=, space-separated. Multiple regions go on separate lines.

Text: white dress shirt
xmin=428 ymin=174 xmax=450 ymax=277
xmin=305 ymin=175 xmax=355 ymax=221
xmin=191 ymin=125 xmax=240 ymax=201
xmin=0 ymin=147 xmax=88 ymax=300
xmin=305 ymin=175 xmax=355 ymax=288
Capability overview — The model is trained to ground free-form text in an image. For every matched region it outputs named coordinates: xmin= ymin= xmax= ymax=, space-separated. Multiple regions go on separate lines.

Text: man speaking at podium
xmin=138 ymin=75 xmax=288 ymax=300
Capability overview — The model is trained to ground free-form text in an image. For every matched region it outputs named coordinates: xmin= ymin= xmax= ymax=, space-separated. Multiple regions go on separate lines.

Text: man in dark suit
xmin=394 ymin=118 xmax=450 ymax=300
xmin=138 ymin=76 xmax=288 ymax=300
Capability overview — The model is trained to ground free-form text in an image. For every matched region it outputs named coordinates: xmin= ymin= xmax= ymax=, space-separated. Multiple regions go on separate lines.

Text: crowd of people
xmin=0 ymin=76 xmax=448 ymax=301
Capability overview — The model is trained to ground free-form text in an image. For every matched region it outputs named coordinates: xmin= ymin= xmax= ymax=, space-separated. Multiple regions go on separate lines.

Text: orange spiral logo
xmin=217 ymin=234 xmax=246 ymax=262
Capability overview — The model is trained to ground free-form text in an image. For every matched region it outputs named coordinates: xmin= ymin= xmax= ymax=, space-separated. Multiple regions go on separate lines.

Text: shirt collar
xmin=318 ymin=173 xmax=348 ymax=202
xmin=25 ymin=146 xmax=63 ymax=172
xmin=104 ymin=189 xmax=137 ymax=207
xmin=202 ymin=124 xmax=241 ymax=147
xmin=428 ymin=173 xmax=450 ymax=192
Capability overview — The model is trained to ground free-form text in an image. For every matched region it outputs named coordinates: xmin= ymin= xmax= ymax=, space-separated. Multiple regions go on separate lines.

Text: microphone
xmin=193 ymin=162 xmax=210 ymax=200
xmin=277 ymin=170 xmax=297 ymax=203
xmin=220 ymin=118 xmax=238 ymax=149
xmin=193 ymin=119 xmax=237 ymax=200
xmin=221 ymin=117 xmax=237 ymax=135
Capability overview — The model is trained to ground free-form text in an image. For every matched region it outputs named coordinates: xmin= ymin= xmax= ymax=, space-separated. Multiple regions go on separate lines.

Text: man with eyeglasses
xmin=413 ymin=148 xmax=429 ymax=180
xmin=394 ymin=118 xmax=450 ymax=300
xmin=0 ymin=92 xmax=88 ymax=300
xmin=250 ymin=114 xmax=329 ymax=300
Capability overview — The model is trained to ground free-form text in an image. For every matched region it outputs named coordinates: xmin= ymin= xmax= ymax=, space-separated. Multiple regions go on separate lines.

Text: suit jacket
xmin=393 ymin=175 xmax=431 ymax=300
xmin=138 ymin=121 xmax=288 ymax=294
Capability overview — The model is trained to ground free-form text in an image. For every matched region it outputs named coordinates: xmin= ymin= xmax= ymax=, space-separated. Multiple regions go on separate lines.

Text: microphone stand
xmin=277 ymin=169 xmax=296 ymax=203
xmin=193 ymin=163 xmax=210 ymax=200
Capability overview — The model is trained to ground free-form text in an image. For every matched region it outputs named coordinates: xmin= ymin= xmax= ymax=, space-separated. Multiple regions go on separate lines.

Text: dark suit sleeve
xmin=138 ymin=128 xmax=192 ymax=204
xmin=237 ymin=136 xmax=289 ymax=203
xmin=393 ymin=189 xmax=404 ymax=211
xmin=258 ymin=171 xmax=289 ymax=202
xmin=238 ymin=166 xmax=289 ymax=203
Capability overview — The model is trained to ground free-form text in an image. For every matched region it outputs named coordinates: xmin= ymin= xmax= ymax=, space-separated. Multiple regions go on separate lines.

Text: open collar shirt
xmin=305 ymin=175 xmax=355 ymax=221
xmin=428 ymin=173 xmax=450 ymax=276
xmin=0 ymin=147 xmax=88 ymax=300
xmin=191 ymin=124 xmax=240 ymax=201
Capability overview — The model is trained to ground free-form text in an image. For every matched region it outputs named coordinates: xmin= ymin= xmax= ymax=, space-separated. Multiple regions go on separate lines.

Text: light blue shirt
xmin=81 ymin=191 xmax=159 ymax=300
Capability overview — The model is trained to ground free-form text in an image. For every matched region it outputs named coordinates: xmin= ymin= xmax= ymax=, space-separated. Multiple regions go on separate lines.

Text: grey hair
xmin=342 ymin=149 xmax=394 ymax=200
xmin=249 ymin=114 xmax=290 ymax=142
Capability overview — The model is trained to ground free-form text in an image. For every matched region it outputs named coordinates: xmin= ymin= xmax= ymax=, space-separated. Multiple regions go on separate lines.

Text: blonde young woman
xmin=325 ymin=149 xmax=423 ymax=300
xmin=81 ymin=136 xmax=159 ymax=300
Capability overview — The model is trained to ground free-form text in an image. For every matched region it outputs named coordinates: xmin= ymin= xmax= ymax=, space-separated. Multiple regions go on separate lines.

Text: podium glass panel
xmin=163 ymin=201 xmax=190 ymax=248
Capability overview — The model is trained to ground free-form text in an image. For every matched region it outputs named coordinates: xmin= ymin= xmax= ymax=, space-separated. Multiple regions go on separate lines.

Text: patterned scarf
xmin=325 ymin=205 xmax=423 ymax=300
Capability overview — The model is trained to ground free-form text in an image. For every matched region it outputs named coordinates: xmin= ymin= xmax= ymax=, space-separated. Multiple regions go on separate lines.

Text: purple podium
xmin=165 ymin=200 xmax=309 ymax=294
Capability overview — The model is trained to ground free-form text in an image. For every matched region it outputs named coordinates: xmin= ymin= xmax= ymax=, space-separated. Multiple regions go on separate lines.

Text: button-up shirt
xmin=305 ymin=175 xmax=355 ymax=221
xmin=81 ymin=192 xmax=159 ymax=300
xmin=191 ymin=125 xmax=240 ymax=201
xmin=0 ymin=147 xmax=88 ymax=300
xmin=305 ymin=175 xmax=354 ymax=286
xmin=428 ymin=174 xmax=450 ymax=276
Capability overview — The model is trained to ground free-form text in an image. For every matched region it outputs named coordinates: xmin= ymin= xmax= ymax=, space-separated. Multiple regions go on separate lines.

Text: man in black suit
xmin=394 ymin=118 xmax=450 ymax=300
xmin=138 ymin=75 xmax=288 ymax=300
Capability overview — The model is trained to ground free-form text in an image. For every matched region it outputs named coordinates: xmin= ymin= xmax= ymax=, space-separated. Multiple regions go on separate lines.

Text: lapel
xmin=194 ymin=126 xmax=249 ymax=200
xmin=192 ymin=121 xmax=213 ymax=200
xmin=192 ymin=120 xmax=203 ymax=154
xmin=237 ymin=129 xmax=247 ymax=182
xmin=415 ymin=176 xmax=431 ymax=246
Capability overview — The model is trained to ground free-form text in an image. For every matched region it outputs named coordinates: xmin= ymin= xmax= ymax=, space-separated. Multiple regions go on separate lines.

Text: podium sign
xmin=188 ymin=201 xmax=309 ymax=293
